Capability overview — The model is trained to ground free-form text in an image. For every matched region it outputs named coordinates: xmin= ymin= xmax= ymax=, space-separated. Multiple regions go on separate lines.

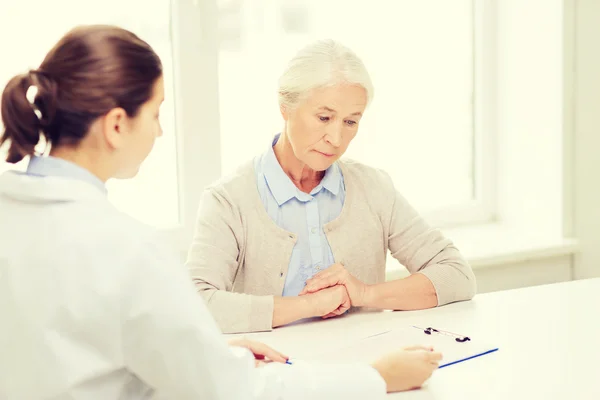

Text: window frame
xmin=163 ymin=0 xmax=223 ymax=249
xmin=425 ymin=0 xmax=498 ymax=228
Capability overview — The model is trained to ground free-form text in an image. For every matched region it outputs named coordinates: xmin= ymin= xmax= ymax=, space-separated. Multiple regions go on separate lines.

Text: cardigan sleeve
xmin=186 ymin=187 xmax=275 ymax=334
xmin=381 ymin=171 xmax=477 ymax=305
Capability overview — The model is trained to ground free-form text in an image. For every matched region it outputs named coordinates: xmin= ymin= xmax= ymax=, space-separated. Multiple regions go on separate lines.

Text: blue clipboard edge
xmin=438 ymin=347 xmax=499 ymax=369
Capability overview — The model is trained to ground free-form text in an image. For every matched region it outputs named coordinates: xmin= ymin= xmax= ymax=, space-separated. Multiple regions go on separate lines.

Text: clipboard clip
xmin=423 ymin=326 xmax=471 ymax=343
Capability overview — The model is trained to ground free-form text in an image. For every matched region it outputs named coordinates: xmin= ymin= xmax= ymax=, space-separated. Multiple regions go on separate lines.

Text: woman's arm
xmin=186 ymin=188 xmax=274 ymax=333
xmin=187 ymin=188 xmax=349 ymax=333
xmin=383 ymin=173 xmax=477 ymax=307
xmin=362 ymin=273 xmax=438 ymax=310
xmin=301 ymin=168 xmax=476 ymax=310
xmin=301 ymin=263 xmax=438 ymax=311
xmin=273 ymin=285 xmax=351 ymax=327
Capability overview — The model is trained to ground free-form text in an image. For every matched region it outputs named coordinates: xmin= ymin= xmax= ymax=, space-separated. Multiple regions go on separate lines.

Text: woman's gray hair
xmin=277 ymin=39 xmax=374 ymax=109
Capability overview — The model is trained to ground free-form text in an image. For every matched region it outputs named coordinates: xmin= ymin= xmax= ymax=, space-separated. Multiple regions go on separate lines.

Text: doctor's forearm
xmin=272 ymin=296 xmax=316 ymax=328
xmin=362 ymin=273 xmax=438 ymax=310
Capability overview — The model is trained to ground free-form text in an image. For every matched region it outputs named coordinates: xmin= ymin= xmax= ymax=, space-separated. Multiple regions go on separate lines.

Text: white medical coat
xmin=0 ymin=171 xmax=385 ymax=399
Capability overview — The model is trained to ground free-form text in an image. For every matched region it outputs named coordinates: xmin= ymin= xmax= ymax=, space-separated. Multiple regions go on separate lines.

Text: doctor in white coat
xmin=0 ymin=25 xmax=441 ymax=399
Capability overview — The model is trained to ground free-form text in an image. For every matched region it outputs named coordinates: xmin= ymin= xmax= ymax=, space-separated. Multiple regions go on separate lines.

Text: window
xmin=0 ymin=0 xmax=179 ymax=228
xmin=0 ymin=0 xmax=569 ymax=258
xmin=0 ymin=0 xmax=500 ymax=250
xmin=217 ymin=0 xmax=493 ymax=227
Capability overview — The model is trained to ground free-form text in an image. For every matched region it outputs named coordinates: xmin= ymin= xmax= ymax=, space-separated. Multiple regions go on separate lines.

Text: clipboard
xmin=303 ymin=325 xmax=498 ymax=368
xmin=409 ymin=326 xmax=499 ymax=368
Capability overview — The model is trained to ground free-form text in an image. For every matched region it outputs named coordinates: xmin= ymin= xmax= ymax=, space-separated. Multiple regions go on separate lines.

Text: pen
xmin=285 ymin=359 xmax=293 ymax=365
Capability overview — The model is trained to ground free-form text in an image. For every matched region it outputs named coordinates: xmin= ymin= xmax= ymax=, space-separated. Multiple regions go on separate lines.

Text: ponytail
xmin=1 ymin=25 xmax=162 ymax=164
xmin=0 ymin=70 xmax=58 ymax=163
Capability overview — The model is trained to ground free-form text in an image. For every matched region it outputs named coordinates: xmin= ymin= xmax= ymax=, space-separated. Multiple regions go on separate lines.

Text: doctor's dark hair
xmin=0 ymin=25 xmax=162 ymax=163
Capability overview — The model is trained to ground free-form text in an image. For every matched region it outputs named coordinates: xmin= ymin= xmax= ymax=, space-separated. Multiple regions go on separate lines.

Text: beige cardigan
xmin=186 ymin=159 xmax=476 ymax=334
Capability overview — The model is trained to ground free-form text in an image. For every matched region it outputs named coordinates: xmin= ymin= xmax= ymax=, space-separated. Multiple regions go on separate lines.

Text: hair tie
xmin=25 ymin=85 xmax=42 ymax=121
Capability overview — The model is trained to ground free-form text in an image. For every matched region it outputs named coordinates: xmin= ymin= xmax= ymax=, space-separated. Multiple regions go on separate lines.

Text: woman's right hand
xmin=273 ymin=285 xmax=350 ymax=328
xmin=306 ymin=285 xmax=351 ymax=318
xmin=371 ymin=346 xmax=442 ymax=392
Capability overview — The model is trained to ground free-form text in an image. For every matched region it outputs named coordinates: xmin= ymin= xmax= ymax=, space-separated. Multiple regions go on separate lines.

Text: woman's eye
xmin=346 ymin=120 xmax=357 ymax=126
xmin=319 ymin=116 xmax=330 ymax=122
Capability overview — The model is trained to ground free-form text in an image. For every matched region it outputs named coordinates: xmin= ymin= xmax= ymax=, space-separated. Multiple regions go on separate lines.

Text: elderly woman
xmin=187 ymin=39 xmax=476 ymax=334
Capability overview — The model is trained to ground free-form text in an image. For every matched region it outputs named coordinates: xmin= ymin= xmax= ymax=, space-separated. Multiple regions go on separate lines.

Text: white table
xmin=230 ymin=278 xmax=600 ymax=399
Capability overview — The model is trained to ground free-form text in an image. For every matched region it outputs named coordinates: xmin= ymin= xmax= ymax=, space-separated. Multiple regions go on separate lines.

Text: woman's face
xmin=281 ymin=83 xmax=367 ymax=171
xmin=114 ymin=76 xmax=164 ymax=179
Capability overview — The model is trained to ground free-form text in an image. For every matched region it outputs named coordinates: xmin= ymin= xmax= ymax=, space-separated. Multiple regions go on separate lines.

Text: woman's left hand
xmin=228 ymin=339 xmax=289 ymax=366
xmin=299 ymin=263 xmax=369 ymax=307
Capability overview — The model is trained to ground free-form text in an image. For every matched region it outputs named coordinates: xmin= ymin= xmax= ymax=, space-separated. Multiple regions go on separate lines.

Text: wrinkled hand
xmin=228 ymin=339 xmax=289 ymax=366
xmin=306 ymin=284 xmax=351 ymax=319
xmin=300 ymin=263 xmax=368 ymax=307
xmin=372 ymin=346 xmax=442 ymax=392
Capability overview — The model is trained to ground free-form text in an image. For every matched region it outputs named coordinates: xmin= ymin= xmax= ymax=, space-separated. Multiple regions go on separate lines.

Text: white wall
xmin=474 ymin=256 xmax=573 ymax=293
xmin=495 ymin=0 xmax=564 ymax=240
xmin=387 ymin=253 xmax=573 ymax=294
xmin=571 ymin=0 xmax=600 ymax=280
xmin=388 ymin=0 xmax=600 ymax=293
xmin=463 ymin=0 xmax=600 ymax=290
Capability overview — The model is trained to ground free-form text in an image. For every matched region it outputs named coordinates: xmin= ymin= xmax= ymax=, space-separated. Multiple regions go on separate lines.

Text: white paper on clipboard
xmin=301 ymin=325 xmax=498 ymax=368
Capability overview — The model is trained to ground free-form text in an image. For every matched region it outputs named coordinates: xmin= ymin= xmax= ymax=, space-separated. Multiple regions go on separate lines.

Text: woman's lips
xmin=316 ymin=150 xmax=335 ymax=157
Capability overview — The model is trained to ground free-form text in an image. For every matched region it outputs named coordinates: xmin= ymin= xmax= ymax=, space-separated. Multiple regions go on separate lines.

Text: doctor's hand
xmin=299 ymin=263 xmax=368 ymax=307
xmin=228 ymin=339 xmax=289 ymax=366
xmin=372 ymin=346 xmax=442 ymax=393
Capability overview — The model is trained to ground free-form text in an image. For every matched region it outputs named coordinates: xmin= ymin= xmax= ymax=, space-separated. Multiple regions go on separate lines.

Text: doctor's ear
xmin=102 ymin=107 xmax=129 ymax=149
